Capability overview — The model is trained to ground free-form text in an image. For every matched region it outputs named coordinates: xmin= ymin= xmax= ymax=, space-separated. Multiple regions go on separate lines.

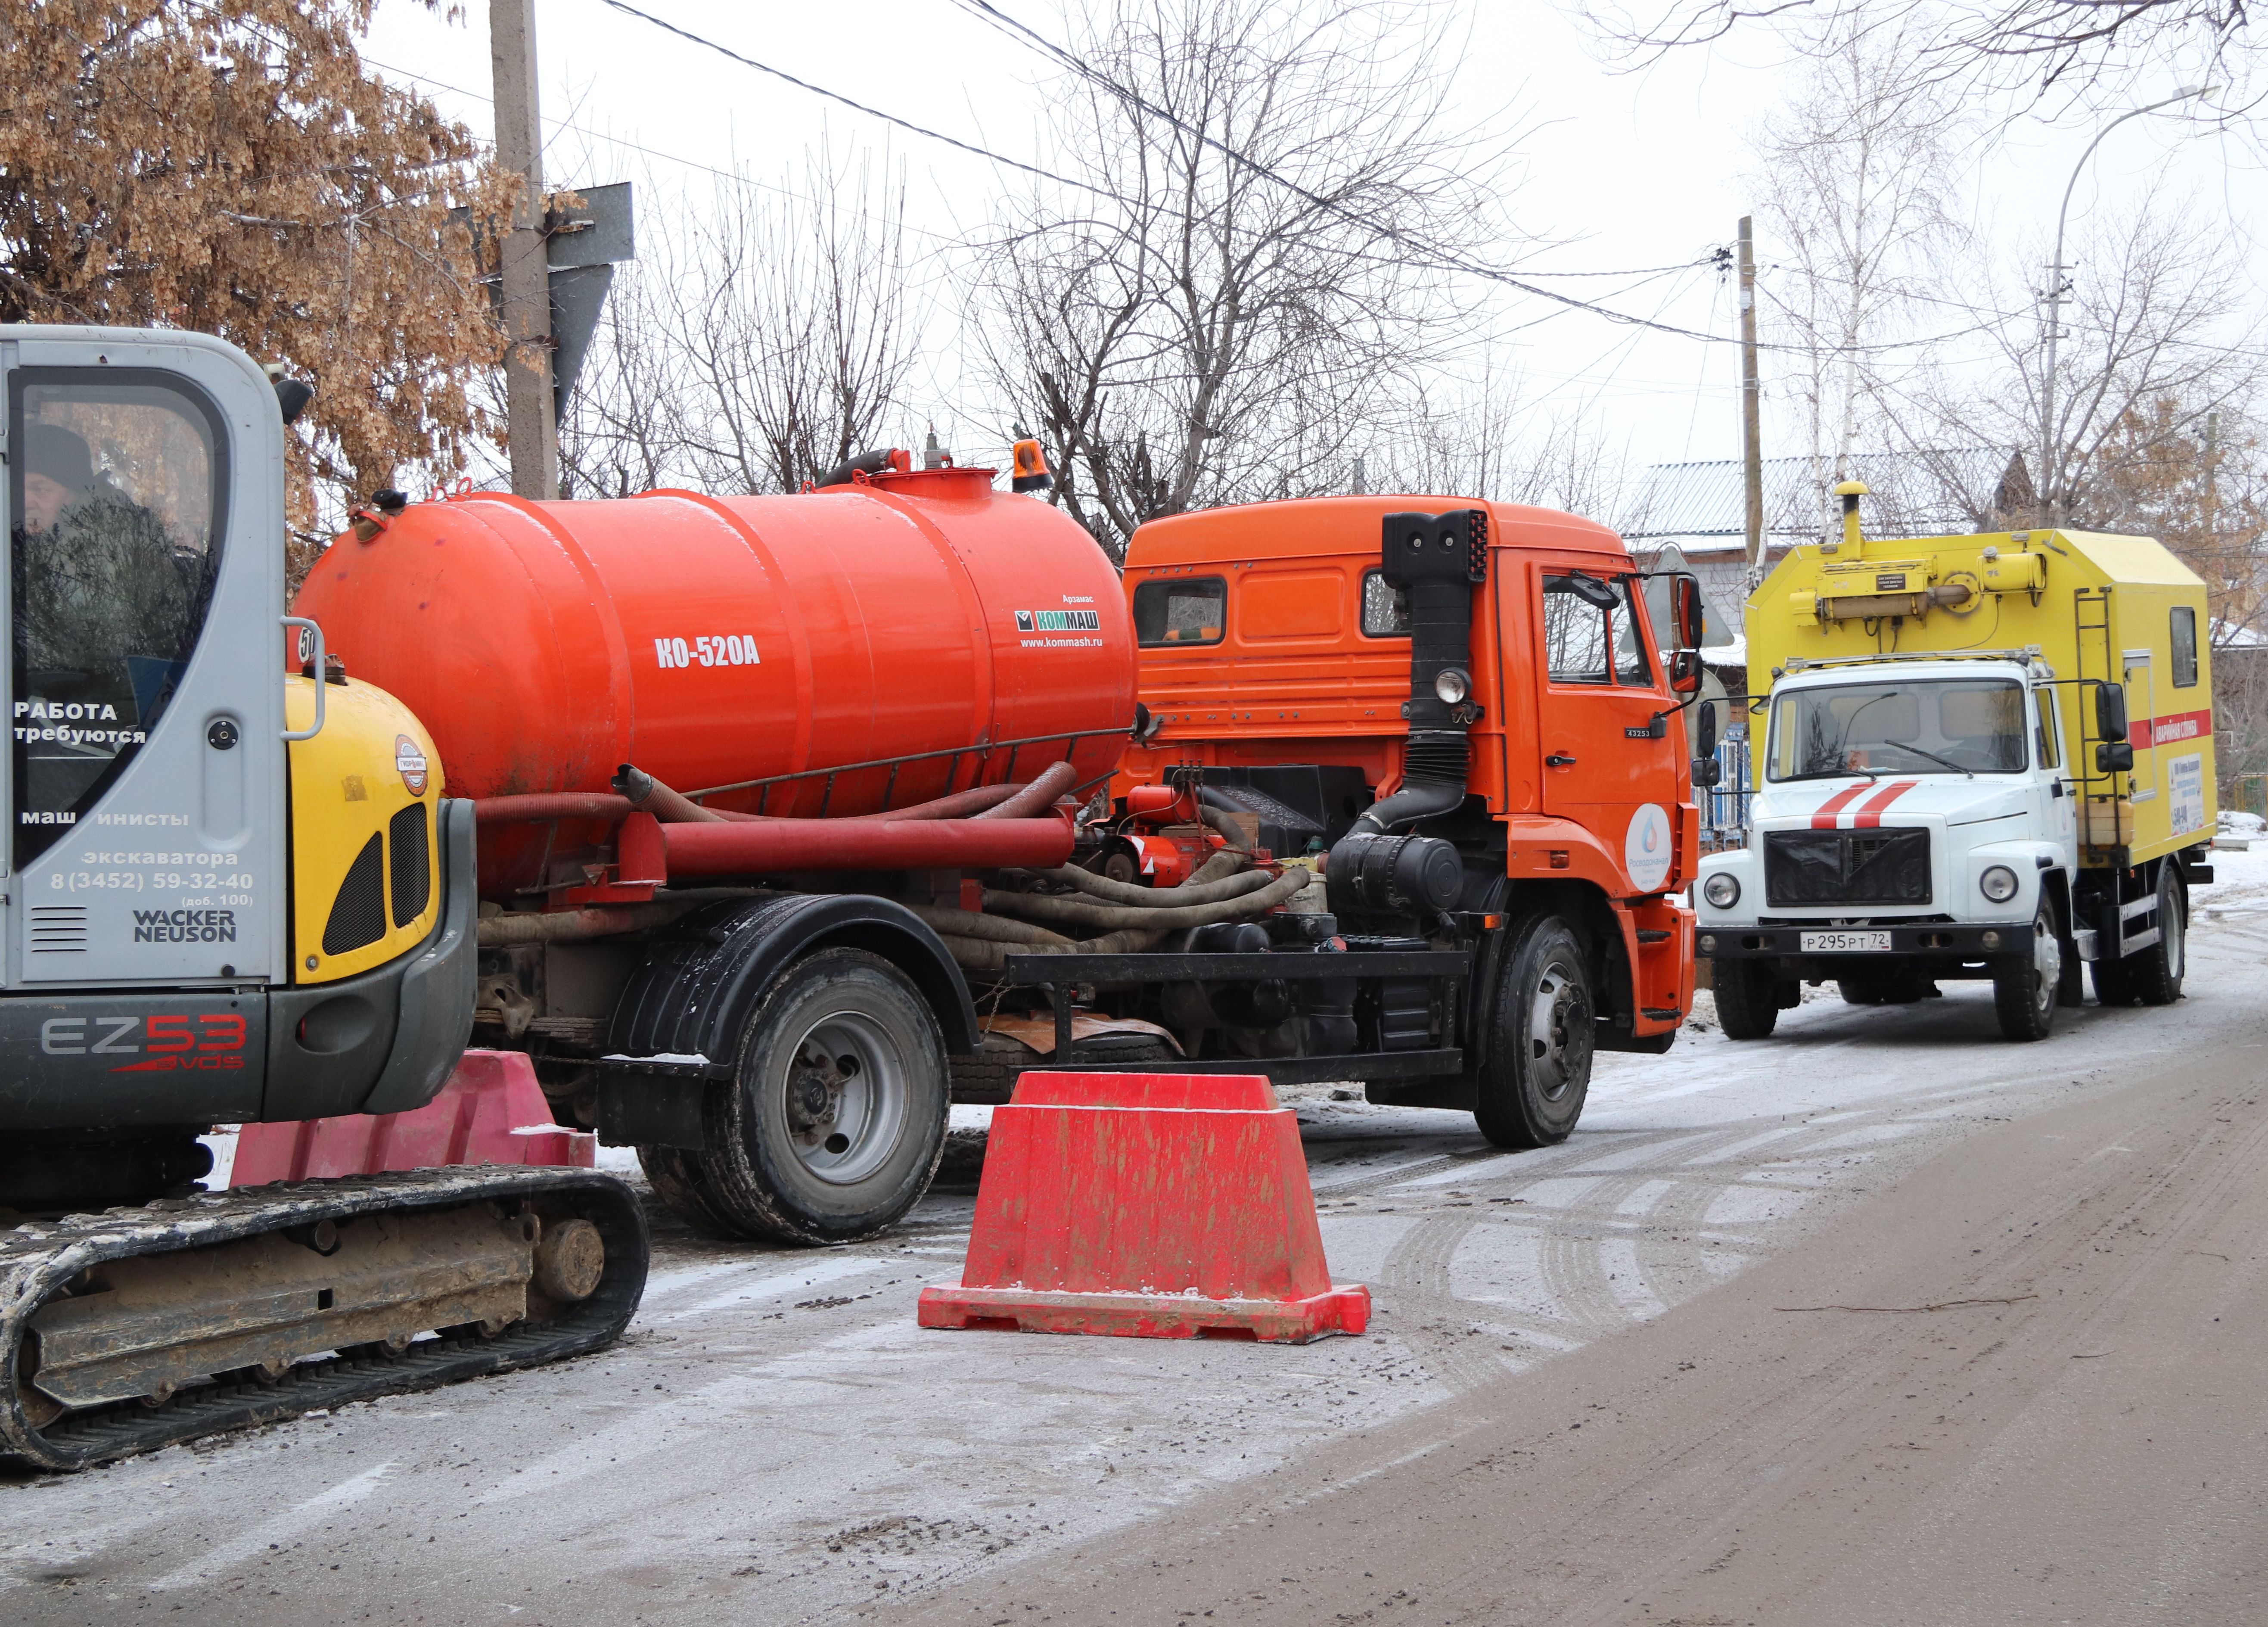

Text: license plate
xmin=1801 ymin=930 xmax=1892 ymax=953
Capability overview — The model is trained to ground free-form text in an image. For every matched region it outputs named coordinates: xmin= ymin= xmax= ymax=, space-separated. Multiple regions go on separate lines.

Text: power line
xmin=947 ymin=0 xmax=2019 ymax=359
xmin=597 ymin=0 xmax=1115 ymax=204
xmin=357 ymin=53 xmax=967 ymax=250
xmin=599 ymin=0 xmax=1754 ymax=348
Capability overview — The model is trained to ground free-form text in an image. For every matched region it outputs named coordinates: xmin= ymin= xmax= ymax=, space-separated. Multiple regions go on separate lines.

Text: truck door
xmin=1530 ymin=560 xmax=1679 ymax=891
xmin=3 ymin=334 xmax=286 ymax=988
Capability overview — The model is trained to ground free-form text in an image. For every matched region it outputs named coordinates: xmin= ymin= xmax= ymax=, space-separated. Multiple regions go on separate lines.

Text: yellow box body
xmin=1748 ymin=527 xmax=2216 ymax=869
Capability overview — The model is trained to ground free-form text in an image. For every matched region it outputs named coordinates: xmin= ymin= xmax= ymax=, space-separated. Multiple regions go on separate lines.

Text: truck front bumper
xmin=1696 ymin=921 xmax=2033 ymax=961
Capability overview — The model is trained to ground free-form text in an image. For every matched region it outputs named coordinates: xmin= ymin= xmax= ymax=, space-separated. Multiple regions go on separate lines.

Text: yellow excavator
xmin=0 ymin=325 xmax=647 ymax=1470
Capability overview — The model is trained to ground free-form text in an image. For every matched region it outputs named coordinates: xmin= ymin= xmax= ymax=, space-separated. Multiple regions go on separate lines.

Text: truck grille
xmin=1764 ymin=827 xmax=1931 ymax=908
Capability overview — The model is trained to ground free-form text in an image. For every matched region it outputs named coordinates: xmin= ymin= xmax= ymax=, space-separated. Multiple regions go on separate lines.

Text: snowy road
xmin=4 ymin=855 xmax=2265 ymax=1625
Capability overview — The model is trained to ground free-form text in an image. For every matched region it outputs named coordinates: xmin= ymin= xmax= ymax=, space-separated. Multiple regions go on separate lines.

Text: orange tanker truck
xmin=0 ymin=320 xmax=1701 ymax=1465
xmin=298 ymin=466 xmax=1708 ymax=1235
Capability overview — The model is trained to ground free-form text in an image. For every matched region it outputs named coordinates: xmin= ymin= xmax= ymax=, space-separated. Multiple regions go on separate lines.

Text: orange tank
xmin=293 ymin=465 xmax=1134 ymax=896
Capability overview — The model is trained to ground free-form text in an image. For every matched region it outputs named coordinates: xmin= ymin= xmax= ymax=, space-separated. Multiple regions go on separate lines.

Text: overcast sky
xmin=360 ymin=1 xmax=2265 ymax=486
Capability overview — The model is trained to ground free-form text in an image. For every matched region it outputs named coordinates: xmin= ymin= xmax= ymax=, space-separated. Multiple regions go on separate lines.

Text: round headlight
xmin=1702 ymin=872 xmax=1741 ymax=910
xmin=1980 ymin=864 xmax=2019 ymax=904
xmin=1433 ymin=667 xmax=1471 ymax=705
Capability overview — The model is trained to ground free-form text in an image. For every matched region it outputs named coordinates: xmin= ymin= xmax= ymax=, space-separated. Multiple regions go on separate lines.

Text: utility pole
xmin=1737 ymin=216 xmax=1765 ymax=586
xmin=492 ymin=0 xmax=558 ymax=501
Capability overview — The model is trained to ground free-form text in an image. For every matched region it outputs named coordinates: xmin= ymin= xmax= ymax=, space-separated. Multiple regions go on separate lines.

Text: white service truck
xmin=1696 ymin=488 xmax=2216 ymax=1043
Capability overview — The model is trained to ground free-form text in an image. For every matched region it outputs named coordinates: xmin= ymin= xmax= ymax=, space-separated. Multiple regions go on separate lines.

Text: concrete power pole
xmin=1737 ymin=216 xmax=1765 ymax=586
xmin=492 ymin=0 xmax=558 ymax=501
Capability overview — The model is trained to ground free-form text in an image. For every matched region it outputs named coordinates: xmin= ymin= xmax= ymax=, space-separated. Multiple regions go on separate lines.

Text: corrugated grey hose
xmin=978 ymin=865 xmax=1309 ymax=933
xmin=921 ymin=921 xmax=1171 ymax=975
xmin=1025 ymin=864 xmax=1279 ymax=907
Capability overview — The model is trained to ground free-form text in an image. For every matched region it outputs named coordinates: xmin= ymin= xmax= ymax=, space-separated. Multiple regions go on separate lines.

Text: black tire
xmin=634 ymin=1145 xmax=741 ymax=1240
xmin=1474 ymin=917 xmax=1594 ymax=1148
xmin=2127 ymin=861 xmax=2187 ymax=1006
xmin=2090 ymin=950 xmax=2135 ymax=1006
xmin=1992 ymin=899 xmax=2060 ymax=1042
xmin=684 ymin=948 xmax=949 ymax=1246
xmin=1710 ymin=958 xmax=1780 ymax=1039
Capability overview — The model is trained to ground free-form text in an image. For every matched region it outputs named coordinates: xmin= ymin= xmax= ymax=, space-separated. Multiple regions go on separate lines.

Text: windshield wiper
xmin=1873 ymin=741 xmax=1974 ymax=779
xmin=1783 ymin=757 xmax=1880 ymax=784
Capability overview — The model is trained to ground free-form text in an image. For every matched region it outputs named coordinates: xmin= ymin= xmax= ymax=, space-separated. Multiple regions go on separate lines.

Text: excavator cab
xmin=0 ymin=327 xmax=644 ymax=1471
xmin=0 ymin=326 xmax=474 ymax=1206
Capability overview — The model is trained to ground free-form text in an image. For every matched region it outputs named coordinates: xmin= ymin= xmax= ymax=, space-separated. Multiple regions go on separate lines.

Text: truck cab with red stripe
xmin=1693 ymin=488 xmax=2215 ymax=1044
xmin=1696 ymin=652 xmax=2082 ymax=1039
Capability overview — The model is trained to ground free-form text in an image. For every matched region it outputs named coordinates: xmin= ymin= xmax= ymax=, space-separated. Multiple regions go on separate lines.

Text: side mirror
xmin=1674 ymin=574 xmax=1706 ymax=651
xmin=2096 ymin=740 xmax=2135 ymax=774
xmin=1668 ymin=648 xmax=1702 ymax=694
xmin=1696 ymin=698 xmax=1719 ymax=759
xmin=2096 ymin=681 xmax=2128 ymax=744
xmin=1692 ymin=758 xmax=1724 ymax=789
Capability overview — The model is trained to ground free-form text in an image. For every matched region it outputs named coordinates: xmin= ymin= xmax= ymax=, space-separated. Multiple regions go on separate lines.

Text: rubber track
xmin=0 ymin=1165 xmax=650 ymax=1471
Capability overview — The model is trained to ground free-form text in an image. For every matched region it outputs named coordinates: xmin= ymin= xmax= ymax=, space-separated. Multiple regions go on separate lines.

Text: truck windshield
xmin=1767 ymin=678 xmax=2030 ymax=781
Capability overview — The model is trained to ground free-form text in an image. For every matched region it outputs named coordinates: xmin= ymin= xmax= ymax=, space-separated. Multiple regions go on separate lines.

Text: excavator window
xmin=9 ymin=372 xmax=226 ymax=865
xmin=1133 ymin=576 xmax=1225 ymax=646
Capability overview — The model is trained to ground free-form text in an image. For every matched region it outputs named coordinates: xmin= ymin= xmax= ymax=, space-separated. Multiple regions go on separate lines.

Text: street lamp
xmin=2037 ymin=84 xmax=2216 ymax=528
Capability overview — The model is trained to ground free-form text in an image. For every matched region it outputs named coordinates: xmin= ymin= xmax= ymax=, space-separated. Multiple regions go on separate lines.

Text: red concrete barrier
xmin=917 ymin=1072 xmax=1369 ymax=1342
xmin=230 ymin=1049 xmax=594 ymax=1186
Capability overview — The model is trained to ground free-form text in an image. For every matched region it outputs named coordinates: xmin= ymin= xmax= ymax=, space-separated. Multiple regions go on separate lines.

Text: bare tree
xmin=1361 ymin=368 xmax=1655 ymax=532
xmin=1895 ymin=201 xmax=2263 ymax=529
xmin=554 ymin=148 xmax=915 ymax=498
xmin=1581 ymin=0 xmax=2252 ymax=101
xmin=976 ymin=0 xmax=1504 ymax=557
xmin=1747 ymin=18 xmax=1973 ymax=538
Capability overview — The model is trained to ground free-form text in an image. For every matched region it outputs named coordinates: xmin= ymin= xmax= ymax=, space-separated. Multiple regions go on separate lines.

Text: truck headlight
xmin=1979 ymin=865 xmax=2019 ymax=904
xmin=1702 ymin=872 xmax=1740 ymax=909
xmin=1433 ymin=667 xmax=1471 ymax=704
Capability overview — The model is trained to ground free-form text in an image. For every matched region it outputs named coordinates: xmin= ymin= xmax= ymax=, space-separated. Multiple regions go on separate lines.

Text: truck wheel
xmin=1709 ymin=959 xmax=1780 ymax=1039
xmin=1992 ymin=900 xmax=2059 ymax=1041
xmin=1473 ymin=917 xmax=1593 ymax=1149
xmin=690 ymin=948 xmax=950 ymax=1245
xmin=634 ymin=1146 xmax=740 ymax=1240
xmin=2127 ymin=862 xmax=2187 ymax=1007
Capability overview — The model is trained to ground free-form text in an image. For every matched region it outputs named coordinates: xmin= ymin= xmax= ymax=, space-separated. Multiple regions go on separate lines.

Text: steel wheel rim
xmin=1525 ymin=953 xmax=1589 ymax=1102
xmin=2032 ymin=910 xmax=2060 ymax=1014
xmin=2164 ymin=881 xmax=2186 ymax=979
xmin=779 ymin=1010 xmax=909 ymax=1185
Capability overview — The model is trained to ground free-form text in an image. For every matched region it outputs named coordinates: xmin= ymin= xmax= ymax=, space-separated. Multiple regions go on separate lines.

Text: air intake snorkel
xmin=1326 ymin=509 xmax=1485 ymax=924
xmin=1349 ymin=508 xmax=1485 ymax=835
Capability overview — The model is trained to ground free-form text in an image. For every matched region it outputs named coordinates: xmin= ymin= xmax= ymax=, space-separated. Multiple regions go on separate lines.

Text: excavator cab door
xmin=1 ymin=331 xmax=287 ymax=1014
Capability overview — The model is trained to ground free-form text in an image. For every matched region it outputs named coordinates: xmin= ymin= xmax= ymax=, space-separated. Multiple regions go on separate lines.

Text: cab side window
xmin=1360 ymin=569 xmax=1409 ymax=637
xmin=11 ymin=373 xmax=227 ymax=866
xmin=1543 ymin=573 xmax=1653 ymax=686
xmin=1132 ymin=576 xmax=1225 ymax=646
xmin=2172 ymin=605 xmax=2198 ymax=688
xmin=1542 ymin=576 xmax=1611 ymax=684
xmin=1611 ymin=579 xmax=1653 ymax=685
xmin=2034 ymin=688 xmax=2061 ymax=770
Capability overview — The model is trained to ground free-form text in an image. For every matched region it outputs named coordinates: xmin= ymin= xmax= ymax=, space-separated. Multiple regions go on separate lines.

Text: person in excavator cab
xmin=12 ymin=421 xmax=209 ymax=808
